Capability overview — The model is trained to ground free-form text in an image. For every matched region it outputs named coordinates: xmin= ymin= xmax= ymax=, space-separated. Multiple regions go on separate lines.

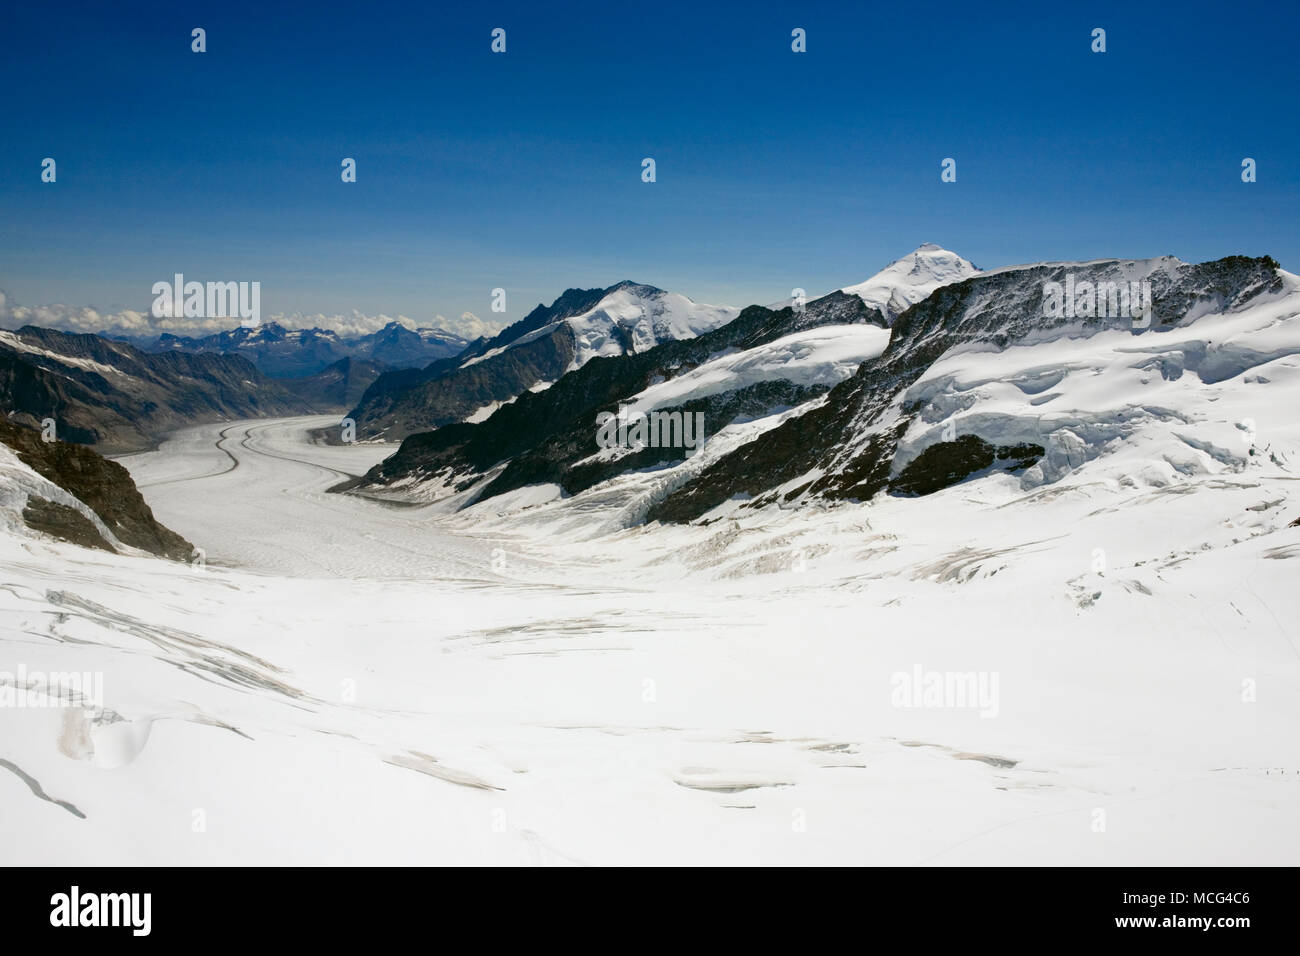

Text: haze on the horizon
xmin=1 ymin=0 xmax=1296 ymax=338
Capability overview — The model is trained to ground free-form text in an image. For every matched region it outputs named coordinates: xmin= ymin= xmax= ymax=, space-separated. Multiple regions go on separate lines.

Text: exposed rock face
xmin=280 ymin=357 xmax=387 ymax=410
xmin=347 ymin=325 xmax=576 ymax=440
xmin=889 ymin=436 xmax=1044 ymax=497
xmin=21 ymin=496 xmax=116 ymax=553
xmin=21 ymin=502 xmax=115 ymax=554
xmin=0 ymin=418 xmax=193 ymax=559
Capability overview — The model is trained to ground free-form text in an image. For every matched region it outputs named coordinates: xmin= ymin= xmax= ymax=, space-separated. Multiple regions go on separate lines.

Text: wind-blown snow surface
xmin=1 ymin=404 xmax=1298 ymax=863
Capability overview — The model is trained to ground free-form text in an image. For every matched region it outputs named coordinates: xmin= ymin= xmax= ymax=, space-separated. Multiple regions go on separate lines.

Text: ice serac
xmin=648 ymin=253 xmax=1292 ymax=522
xmin=839 ymin=243 xmax=980 ymax=324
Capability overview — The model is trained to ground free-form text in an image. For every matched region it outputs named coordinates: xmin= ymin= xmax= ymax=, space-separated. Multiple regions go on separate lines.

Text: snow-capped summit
xmin=840 ymin=244 xmax=979 ymax=323
xmin=563 ymin=282 xmax=739 ymax=370
xmin=463 ymin=281 xmax=739 ymax=372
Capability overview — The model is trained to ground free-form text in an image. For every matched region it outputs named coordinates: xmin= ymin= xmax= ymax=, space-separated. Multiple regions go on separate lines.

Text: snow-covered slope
xmin=473 ymin=251 xmax=1295 ymax=526
xmin=623 ymin=324 xmax=891 ymax=415
xmin=4 ymin=412 xmax=1297 ymax=864
xmin=343 ymin=283 xmax=738 ymax=441
xmin=892 ymin=270 xmax=1300 ymax=489
xmin=647 ymin=254 xmax=1291 ymax=523
xmin=840 ymin=243 xmax=979 ymax=323
xmin=7 ymin=251 xmax=1299 ymax=867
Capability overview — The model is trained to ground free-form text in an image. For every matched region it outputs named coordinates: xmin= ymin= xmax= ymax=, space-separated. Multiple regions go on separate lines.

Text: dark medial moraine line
xmin=0 ymin=757 xmax=86 ymax=819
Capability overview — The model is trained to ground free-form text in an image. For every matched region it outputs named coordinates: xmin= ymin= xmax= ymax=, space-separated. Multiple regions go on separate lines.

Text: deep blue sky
xmin=1 ymin=0 xmax=1296 ymax=333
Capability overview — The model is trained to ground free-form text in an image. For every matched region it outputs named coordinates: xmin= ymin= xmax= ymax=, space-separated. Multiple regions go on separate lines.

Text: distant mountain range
xmin=147 ymin=320 xmax=471 ymax=378
xmin=0 ymin=315 xmax=472 ymax=452
xmin=0 ymin=326 xmax=314 ymax=453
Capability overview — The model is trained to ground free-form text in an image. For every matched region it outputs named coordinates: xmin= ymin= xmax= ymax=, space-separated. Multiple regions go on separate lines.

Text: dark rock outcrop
xmin=21 ymin=497 xmax=116 ymax=553
xmin=279 ymin=357 xmax=387 ymax=410
xmin=889 ymin=436 xmax=1044 ymax=497
xmin=346 ymin=325 xmax=576 ymax=441
xmin=1 ymin=418 xmax=193 ymax=559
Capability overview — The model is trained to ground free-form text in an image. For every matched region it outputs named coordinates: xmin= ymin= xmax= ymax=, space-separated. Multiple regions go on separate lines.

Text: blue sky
xmin=1 ymin=0 xmax=1296 ymax=335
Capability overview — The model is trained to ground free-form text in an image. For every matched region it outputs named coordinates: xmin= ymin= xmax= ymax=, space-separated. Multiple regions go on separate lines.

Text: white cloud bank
xmin=0 ymin=290 xmax=501 ymax=341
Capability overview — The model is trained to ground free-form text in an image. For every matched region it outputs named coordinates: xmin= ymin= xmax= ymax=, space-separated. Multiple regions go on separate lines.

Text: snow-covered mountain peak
xmin=841 ymin=244 xmax=980 ymax=323
xmin=606 ymin=280 xmax=666 ymax=298
xmin=466 ymin=281 xmax=740 ymax=373
xmin=242 ymin=322 xmax=287 ymax=340
xmin=564 ymin=284 xmax=739 ymax=369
